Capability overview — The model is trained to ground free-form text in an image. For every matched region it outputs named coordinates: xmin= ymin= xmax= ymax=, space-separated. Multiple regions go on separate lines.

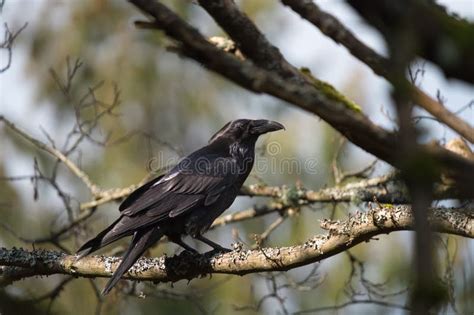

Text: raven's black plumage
xmin=77 ymin=119 xmax=284 ymax=295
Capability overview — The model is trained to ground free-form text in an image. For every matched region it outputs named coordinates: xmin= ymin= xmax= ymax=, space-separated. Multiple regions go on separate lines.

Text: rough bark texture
xmin=127 ymin=0 xmax=474 ymax=196
xmin=1 ymin=205 xmax=472 ymax=285
xmin=348 ymin=0 xmax=474 ymax=83
xmin=281 ymin=0 xmax=474 ymax=143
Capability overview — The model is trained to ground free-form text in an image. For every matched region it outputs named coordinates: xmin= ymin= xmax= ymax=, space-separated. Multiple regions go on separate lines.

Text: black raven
xmin=77 ymin=119 xmax=284 ymax=295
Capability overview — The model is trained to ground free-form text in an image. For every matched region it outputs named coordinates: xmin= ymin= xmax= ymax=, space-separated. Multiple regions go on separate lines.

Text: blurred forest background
xmin=0 ymin=0 xmax=473 ymax=314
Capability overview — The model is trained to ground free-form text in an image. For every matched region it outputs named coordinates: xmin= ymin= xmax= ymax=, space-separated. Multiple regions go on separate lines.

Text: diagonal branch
xmin=1 ymin=205 xmax=472 ymax=285
xmin=197 ymin=0 xmax=303 ymax=81
xmin=129 ymin=0 xmax=395 ymax=159
xmin=347 ymin=0 xmax=474 ymax=84
xmin=0 ymin=112 xmax=467 ymax=251
xmin=127 ymin=0 xmax=474 ymax=195
xmin=281 ymin=0 xmax=474 ymax=143
xmin=0 ymin=116 xmax=101 ymax=197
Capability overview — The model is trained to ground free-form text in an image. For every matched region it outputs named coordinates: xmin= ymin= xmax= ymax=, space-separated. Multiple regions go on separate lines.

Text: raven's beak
xmin=251 ymin=120 xmax=285 ymax=135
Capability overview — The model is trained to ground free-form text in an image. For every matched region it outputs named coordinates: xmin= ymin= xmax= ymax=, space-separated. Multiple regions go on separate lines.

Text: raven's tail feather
xmin=101 ymin=226 xmax=164 ymax=295
xmin=76 ymin=216 xmax=132 ymax=259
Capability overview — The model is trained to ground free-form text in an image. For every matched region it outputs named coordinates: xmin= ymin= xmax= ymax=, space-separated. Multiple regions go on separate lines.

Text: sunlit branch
xmin=1 ymin=205 xmax=471 ymax=285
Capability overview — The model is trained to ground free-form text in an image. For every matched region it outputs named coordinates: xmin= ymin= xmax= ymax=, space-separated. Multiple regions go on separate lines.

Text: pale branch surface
xmin=281 ymin=0 xmax=474 ymax=143
xmin=1 ymin=0 xmax=472 ymax=312
xmin=1 ymin=205 xmax=472 ymax=284
xmin=0 ymin=116 xmax=466 ymax=249
xmin=128 ymin=0 xmax=474 ymax=194
xmin=2 ymin=173 xmax=455 ymax=250
xmin=240 ymin=172 xmax=457 ymax=204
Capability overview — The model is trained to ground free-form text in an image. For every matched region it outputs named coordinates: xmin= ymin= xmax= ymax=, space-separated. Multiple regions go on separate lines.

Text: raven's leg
xmin=195 ymin=234 xmax=231 ymax=252
xmin=168 ymin=235 xmax=199 ymax=254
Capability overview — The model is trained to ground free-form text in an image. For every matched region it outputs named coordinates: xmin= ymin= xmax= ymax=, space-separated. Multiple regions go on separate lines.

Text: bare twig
xmin=0 ymin=22 xmax=28 ymax=73
xmin=253 ymin=216 xmax=286 ymax=248
xmin=0 ymin=116 xmax=101 ymax=196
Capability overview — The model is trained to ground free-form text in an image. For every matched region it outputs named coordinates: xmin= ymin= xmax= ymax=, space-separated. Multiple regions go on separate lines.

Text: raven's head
xmin=209 ymin=119 xmax=285 ymax=144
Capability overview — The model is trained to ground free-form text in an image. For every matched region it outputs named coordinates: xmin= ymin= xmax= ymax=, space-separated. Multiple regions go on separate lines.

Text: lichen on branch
xmin=1 ymin=205 xmax=471 ymax=285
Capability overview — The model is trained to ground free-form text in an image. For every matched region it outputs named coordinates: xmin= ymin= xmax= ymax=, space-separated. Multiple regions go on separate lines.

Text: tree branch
xmin=0 ymin=112 xmax=467 ymax=252
xmin=197 ymin=0 xmax=356 ymax=120
xmin=1 ymin=205 xmax=472 ymax=285
xmin=0 ymin=22 xmax=28 ymax=73
xmin=0 ymin=116 xmax=101 ymax=197
xmin=198 ymin=0 xmax=302 ymax=81
xmin=281 ymin=0 xmax=474 ymax=143
xmin=240 ymin=172 xmax=458 ymax=204
xmin=127 ymin=0 xmax=474 ymax=195
xmin=348 ymin=0 xmax=474 ymax=84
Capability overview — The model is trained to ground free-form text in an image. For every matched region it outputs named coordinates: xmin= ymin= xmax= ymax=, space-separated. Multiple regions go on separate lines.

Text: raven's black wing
xmin=119 ymin=175 xmax=164 ymax=211
xmin=119 ymin=151 xmax=238 ymax=219
xmin=77 ymin=152 xmax=237 ymax=257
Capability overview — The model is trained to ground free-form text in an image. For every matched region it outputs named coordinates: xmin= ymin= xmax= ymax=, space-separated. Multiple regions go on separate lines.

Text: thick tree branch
xmin=281 ymin=0 xmax=389 ymax=77
xmin=348 ymin=0 xmax=474 ymax=84
xmin=198 ymin=0 xmax=302 ymax=81
xmin=1 ymin=205 xmax=472 ymax=285
xmin=130 ymin=1 xmax=395 ymax=157
xmin=3 ymin=172 xmax=457 ymax=251
xmin=281 ymin=0 xmax=474 ymax=143
xmin=0 ymin=114 xmax=468 ymax=253
xmin=200 ymin=0 xmax=473 ymax=142
xmin=127 ymin=0 xmax=474 ymax=195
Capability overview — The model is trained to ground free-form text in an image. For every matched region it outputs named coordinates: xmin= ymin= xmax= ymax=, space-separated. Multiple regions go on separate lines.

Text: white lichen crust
xmin=0 ymin=205 xmax=472 ymax=285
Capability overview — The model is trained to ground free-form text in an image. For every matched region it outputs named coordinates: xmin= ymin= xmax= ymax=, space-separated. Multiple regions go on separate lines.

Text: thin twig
xmin=0 ymin=116 xmax=101 ymax=196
